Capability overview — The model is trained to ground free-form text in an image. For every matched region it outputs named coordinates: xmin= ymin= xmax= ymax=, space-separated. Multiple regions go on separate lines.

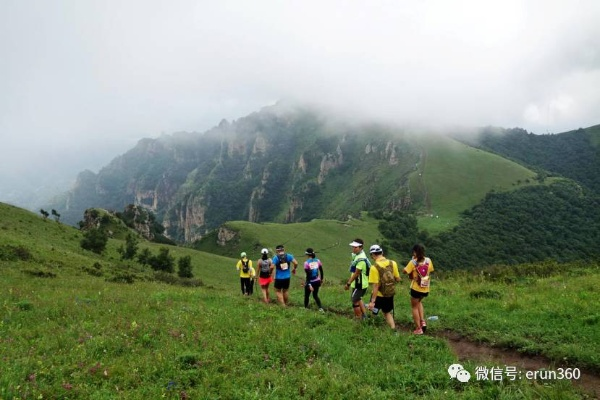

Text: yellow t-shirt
xmin=236 ymin=258 xmax=254 ymax=278
xmin=368 ymin=257 xmax=400 ymax=297
xmin=403 ymin=257 xmax=434 ymax=293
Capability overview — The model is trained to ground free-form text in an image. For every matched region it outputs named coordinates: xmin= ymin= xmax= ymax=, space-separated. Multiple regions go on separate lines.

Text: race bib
xmin=309 ymin=261 xmax=319 ymax=270
xmin=280 ymin=262 xmax=289 ymax=271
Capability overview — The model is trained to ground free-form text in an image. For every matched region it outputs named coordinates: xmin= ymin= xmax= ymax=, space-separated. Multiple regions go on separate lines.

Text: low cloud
xmin=1 ymin=0 xmax=599 ymax=203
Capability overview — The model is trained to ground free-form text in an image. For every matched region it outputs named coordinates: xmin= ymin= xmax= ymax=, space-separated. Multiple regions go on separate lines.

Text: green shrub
xmin=80 ymin=228 xmax=108 ymax=254
xmin=16 ymin=300 xmax=33 ymax=311
xmin=0 ymin=245 xmax=33 ymax=261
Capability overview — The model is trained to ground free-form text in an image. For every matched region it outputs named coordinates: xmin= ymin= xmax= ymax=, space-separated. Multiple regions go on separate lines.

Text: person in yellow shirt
xmin=367 ymin=244 xmax=401 ymax=330
xmin=403 ymin=244 xmax=434 ymax=335
xmin=236 ymin=252 xmax=254 ymax=295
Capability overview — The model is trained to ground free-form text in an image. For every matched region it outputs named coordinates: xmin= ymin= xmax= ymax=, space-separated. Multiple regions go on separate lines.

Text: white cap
xmin=261 ymin=248 xmax=269 ymax=255
xmin=240 ymin=252 xmax=247 ymax=258
xmin=349 ymin=241 xmax=363 ymax=247
xmin=369 ymin=244 xmax=383 ymax=253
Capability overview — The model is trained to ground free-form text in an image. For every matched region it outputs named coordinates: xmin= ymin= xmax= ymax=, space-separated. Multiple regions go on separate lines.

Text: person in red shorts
xmin=257 ymin=248 xmax=274 ymax=304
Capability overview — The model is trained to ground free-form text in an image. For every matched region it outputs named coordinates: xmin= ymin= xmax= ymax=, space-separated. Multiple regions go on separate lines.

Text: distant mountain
xmin=50 ymin=104 xmax=428 ymax=241
xmin=457 ymin=124 xmax=600 ymax=194
xmin=50 ymin=103 xmax=593 ymax=248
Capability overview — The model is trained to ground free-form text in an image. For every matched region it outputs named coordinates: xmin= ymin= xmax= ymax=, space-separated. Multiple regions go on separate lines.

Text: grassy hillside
xmin=410 ymin=135 xmax=539 ymax=235
xmin=194 ymin=212 xmax=385 ymax=270
xmin=1 ymin=203 xmax=597 ymax=398
xmin=466 ymin=124 xmax=600 ymax=195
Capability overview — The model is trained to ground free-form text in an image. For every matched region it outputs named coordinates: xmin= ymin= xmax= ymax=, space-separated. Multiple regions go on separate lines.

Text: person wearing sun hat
xmin=344 ymin=238 xmax=370 ymax=320
xmin=236 ymin=251 xmax=254 ymax=296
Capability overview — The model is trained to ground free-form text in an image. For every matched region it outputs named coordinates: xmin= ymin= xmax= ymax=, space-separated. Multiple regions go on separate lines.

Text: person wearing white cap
xmin=236 ymin=251 xmax=254 ymax=296
xmin=344 ymin=238 xmax=370 ymax=320
xmin=257 ymin=248 xmax=274 ymax=304
xmin=367 ymin=244 xmax=401 ymax=331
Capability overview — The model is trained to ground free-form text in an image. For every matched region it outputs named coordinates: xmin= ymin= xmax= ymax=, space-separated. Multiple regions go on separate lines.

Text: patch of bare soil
xmin=253 ymin=298 xmax=599 ymax=398
xmin=436 ymin=329 xmax=600 ymax=399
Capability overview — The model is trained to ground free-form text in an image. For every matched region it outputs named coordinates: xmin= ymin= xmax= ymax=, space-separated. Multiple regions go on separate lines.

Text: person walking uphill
xmin=303 ymin=248 xmax=324 ymax=311
xmin=272 ymin=245 xmax=298 ymax=306
xmin=344 ymin=239 xmax=370 ymax=320
xmin=367 ymin=244 xmax=401 ymax=330
xmin=236 ymin=252 xmax=253 ymax=296
xmin=257 ymin=248 xmax=274 ymax=304
xmin=403 ymin=244 xmax=434 ymax=335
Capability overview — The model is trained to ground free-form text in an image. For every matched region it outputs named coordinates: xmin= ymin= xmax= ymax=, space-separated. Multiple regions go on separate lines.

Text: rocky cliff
xmin=52 ymin=104 xmax=422 ymax=243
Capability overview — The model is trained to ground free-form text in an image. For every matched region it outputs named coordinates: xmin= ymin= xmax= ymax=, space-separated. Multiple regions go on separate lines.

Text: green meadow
xmin=1 ymin=203 xmax=598 ymax=399
xmin=410 ymin=135 xmax=539 ymax=235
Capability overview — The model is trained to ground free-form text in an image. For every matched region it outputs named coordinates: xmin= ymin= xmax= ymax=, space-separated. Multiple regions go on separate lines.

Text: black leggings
xmin=304 ymin=281 xmax=322 ymax=308
xmin=240 ymin=277 xmax=253 ymax=295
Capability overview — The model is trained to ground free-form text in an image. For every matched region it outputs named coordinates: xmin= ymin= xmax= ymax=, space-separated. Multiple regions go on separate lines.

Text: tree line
xmin=377 ymin=181 xmax=600 ymax=270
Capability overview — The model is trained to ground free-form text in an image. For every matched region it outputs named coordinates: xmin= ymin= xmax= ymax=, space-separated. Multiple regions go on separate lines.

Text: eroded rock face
xmin=217 ymin=226 xmax=238 ymax=246
xmin=56 ymin=105 xmax=420 ymax=243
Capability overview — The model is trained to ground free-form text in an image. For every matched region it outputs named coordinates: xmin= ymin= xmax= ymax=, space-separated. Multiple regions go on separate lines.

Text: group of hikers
xmin=235 ymin=239 xmax=433 ymax=334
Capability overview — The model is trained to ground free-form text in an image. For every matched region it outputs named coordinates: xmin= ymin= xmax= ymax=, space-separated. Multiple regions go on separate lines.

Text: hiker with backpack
xmin=236 ymin=252 xmax=254 ymax=296
xmin=303 ymin=247 xmax=324 ymax=312
xmin=367 ymin=244 xmax=401 ymax=330
xmin=272 ymin=245 xmax=298 ymax=307
xmin=257 ymin=248 xmax=274 ymax=304
xmin=344 ymin=239 xmax=370 ymax=320
xmin=403 ymin=244 xmax=435 ymax=335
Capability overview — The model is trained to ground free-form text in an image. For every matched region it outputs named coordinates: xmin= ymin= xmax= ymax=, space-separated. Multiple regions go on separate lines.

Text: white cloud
xmin=1 ymin=0 xmax=599 ymax=203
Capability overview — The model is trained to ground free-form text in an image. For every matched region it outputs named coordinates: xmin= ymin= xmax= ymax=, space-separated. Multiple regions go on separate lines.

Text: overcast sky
xmin=1 ymin=0 xmax=599 ymax=204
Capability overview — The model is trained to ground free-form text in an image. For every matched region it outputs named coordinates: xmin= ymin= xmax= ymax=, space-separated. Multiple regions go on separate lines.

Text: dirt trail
xmin=433 ymin=328 xmax=599 ymax=398
xmin=323 ymin=301 xmax=600 ymax=398
xmin=247 ymin=295 xmax=599 ymax=397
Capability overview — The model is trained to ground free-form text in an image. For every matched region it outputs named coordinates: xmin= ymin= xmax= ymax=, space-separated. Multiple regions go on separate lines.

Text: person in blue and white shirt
xmin=303 ymin=247 xmax=324 ymax=312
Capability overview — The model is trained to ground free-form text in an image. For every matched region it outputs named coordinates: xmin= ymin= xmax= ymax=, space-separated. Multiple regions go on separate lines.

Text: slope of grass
xmin=195 ymin=212 xmax=386 ymax=273
xmin=0 ymin=203 xmax=595 ymax=398
xmin=411 ymin=135 xmax=539 ymax=235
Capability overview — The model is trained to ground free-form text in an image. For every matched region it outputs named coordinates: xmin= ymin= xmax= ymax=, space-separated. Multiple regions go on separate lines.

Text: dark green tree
xmin=40 ymin=209 xmax=49 ymax=220
xmin=149 ymin=247 xmax=175 ymax=273
xmin=119 ymin=233 xmax=139 ymax=260
xmin=51 ymin=209 xmax=61 ymax=223
xmin=137 ymin=248 xmax=152 ymax=266
xmin=80 ymin=229 xmax=108 ymax=254
xmin=177 ymin=255 xmax=193 ymax=278
xmin=377 ymin=211 xmax=420 ymax=255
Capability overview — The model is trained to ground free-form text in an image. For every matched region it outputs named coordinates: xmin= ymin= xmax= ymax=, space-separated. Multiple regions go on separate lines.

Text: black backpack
xmin=241 ymin=259 xmax=249 ymax=273
xmin=276 ymin=254 xmax=290 ymax=271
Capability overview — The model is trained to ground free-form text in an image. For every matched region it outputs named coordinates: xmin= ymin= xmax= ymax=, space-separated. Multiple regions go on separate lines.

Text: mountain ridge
xmin=45 ymin=104 xmax=597 ymax=246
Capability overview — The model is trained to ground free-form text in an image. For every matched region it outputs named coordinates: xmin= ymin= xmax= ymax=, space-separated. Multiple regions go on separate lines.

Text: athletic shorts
xmin=259 ymin=277 xmax=273 ymax=286
xmin=374 ymin=296 xmax=394 ymax=313
xmin=351 ymin=287 xmax=367 ymax=303
xmin=410 ymin=289 xmax=429 ymax=299
xmin=274 ymin=278 xmax=291 ymax=290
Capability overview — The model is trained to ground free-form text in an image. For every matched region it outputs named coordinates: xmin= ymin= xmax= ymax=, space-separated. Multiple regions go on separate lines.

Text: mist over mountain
xmin=43 ymin=101 xmax=599 ymax=267
xmin=47 ymin=103 xmax=424 ymax=240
